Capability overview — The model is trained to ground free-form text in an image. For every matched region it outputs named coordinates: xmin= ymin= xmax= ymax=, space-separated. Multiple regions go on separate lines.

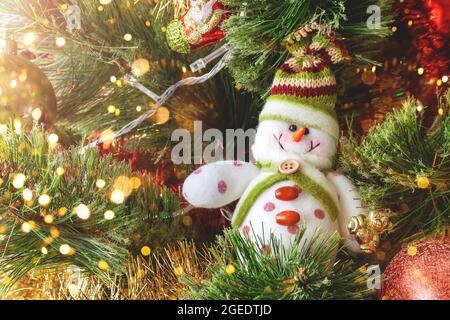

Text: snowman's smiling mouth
xmin=273 ymin=133 xmax=285 ymax=150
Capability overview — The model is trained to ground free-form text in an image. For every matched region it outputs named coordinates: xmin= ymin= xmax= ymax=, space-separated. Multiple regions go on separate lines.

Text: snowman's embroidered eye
xmin=304 ymin=128 xmax=310 ymax=135
xmin=288 ymin=124 xmax=298 ymax=132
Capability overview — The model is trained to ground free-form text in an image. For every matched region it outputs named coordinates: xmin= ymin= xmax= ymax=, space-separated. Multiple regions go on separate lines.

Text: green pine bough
xmin=0 ymin=0 xmax=261 ymax=149
xmin=185 ymin=228 xmax=371 ymax=300
xmin=338 ymin=90 xmax=450 ymax=242
xmin=223 ymin=0 xmax=394 ymax=95
xmin=0 ymin=124 xmax=183 ymax=292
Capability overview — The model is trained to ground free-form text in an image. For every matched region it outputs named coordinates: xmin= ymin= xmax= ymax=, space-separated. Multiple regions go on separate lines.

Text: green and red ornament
xmin=166 ymin=0 xmax=227 ymax=54
xmin=380 ymin=238 xmax=450 ymax=300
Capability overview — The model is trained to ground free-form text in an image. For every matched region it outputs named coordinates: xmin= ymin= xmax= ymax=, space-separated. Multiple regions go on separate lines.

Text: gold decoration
xmin=113 ymin=175 xmax=132 ymax=197
xmin=416 ymin=176 xmax=430 ymax=189
xmin=131 ymin=58 xmax=150 ymax=77
xmin=361 ymin=70 xmax=377 ymax=85
xmin=98 ymin=260 xmax=109 ymax=270
xmin=141 ymin=246 xmax=152 ymax=257
xmin=0 ymin=35 xmax=57 ymax=124
xmin=225 ymin=264 xmax=236 ymax=275
xmin=347 ymin=209 xmax=393 ymax=254
xmin=407 ymin=246 xmax=417 ymax=256
xmin=150 ymin=106 xmax=170 ymax=125
xmin=3 ymin=241 xmax=211 ymax=300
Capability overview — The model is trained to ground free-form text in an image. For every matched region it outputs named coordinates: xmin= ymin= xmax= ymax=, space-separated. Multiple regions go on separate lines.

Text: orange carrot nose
xmin=291 ymin=127 xmax=306 ymax=142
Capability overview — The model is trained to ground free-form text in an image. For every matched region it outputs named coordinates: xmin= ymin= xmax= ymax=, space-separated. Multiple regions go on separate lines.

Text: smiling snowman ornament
xmin=183 ymin=30 xmax=366 ymax=253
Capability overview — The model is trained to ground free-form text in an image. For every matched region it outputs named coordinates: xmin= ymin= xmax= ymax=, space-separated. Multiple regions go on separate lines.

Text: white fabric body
xmin=182 ymin=119 xmax=367 ymax=253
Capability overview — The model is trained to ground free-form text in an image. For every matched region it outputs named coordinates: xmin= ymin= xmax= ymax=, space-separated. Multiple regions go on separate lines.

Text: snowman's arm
xmin=327 ymin=172 xmax=368 ymax=253
xmin=183 ymin=161 xmax=260 ymax=209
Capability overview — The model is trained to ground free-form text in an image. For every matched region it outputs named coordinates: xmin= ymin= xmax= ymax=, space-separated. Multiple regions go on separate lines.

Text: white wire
xmin=87 ymin=50 xmax=231 ymax=148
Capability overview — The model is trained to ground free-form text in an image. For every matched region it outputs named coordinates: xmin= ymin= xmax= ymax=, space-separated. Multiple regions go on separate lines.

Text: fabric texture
xmin=232 ymin=166 xmax=340 ymax=228
xmin=259 ymin=32 xmax=350 ymax=141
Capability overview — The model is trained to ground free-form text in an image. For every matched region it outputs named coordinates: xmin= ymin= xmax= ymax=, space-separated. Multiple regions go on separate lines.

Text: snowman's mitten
xmin=327 ymin=172 xmax=367 ymax=253
xmin=183 ymin=161 xmax=260 ymax=209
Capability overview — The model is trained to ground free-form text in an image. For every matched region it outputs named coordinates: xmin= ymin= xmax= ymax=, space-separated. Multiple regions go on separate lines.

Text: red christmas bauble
xmin=380 ymin=238 xmax=450 ymax=300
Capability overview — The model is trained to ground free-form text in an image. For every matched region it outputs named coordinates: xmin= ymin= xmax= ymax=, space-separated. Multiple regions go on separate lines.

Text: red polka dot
xmin=243 ymin=225 xmax=250 ymax=234
xmin=233 ymin=161 xmax=243 ymax=167
xmin=218 ymin=180 xmax=227 ymax=194
xmin=314 ymin=209 xmax=325 ymax=220
xmin=264 ymin=202 xmax=275 ymax=212
xmin=194 ymin=168 xmax=202 ymax=175
xmin=287 ymin=225 xmax=300 ymax=235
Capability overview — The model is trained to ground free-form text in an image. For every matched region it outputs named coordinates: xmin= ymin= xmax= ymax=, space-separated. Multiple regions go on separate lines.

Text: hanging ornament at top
xmin=0 ymin=33 xmax=57 ymax=126
xmin=166 ymin=0 xmax=227 ymax=54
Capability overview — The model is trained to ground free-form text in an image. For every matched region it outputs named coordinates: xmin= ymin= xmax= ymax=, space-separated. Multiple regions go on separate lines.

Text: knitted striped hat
xmin=259 ymin=25 xmax=350 ymax=141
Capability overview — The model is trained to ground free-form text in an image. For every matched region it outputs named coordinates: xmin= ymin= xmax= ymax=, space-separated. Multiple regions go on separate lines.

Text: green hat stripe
xmin=266 ymin=95 xmax=337 ymax=118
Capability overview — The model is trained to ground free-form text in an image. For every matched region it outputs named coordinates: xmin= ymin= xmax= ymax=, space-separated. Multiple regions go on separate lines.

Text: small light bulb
xmin=141 ymin=246 xmax=151 ymax=256
xmin=48 ymin=133 xmax=59 ymax=144
xmin=58 ymin=207 xmax=68 ymax=217
xmin=417 ymin=67 xmax=424 ymax=75
xmin=96 ymin=179 xmax=106 ymax=189
xmin=75 ymin=204 xmax=91 ymax=220
xmin=124 ymin=33 xmax=133 ymax=41
xmin=56 ymin=167 xmax=65 ymax=176
xmin=110 ymin=189 xmax=125 ymax=204
xmin=31 ymin=108 xmax=42 ymax=121
xmin=23 ymin=32 xmax=36 ymax=46
xmin=56 ymin=37 xmax=66 ymax=47
xmin=13 ymin=119 xmax=22 ymax=132
xmin=107 ymin=105 xmax=116 ymax=113
xmin=59 ymin=244 xmax=71 ymax=255
xmin=104 ymin=210 xmax=115 ymax=220
xmin=38 ymin=194 xmax=51 ymax=207
xmin=98 ymin=260 xmax=109 ymax=270
xmin=12 ymin=173 xmax=26 ymax=189
xmin=43 ymin=214 xmax=54 ymax=224
xmin=110 ymin=76 xmax=117 ymax=83
xmin=21 ymin=222 xmax=32 ymax=233
xmin=22 ymin=188 xmax=33 ymax=201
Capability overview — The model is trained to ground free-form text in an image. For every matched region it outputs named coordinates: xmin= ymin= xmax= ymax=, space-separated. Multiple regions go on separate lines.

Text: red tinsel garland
xmin=396 ymin=0 xmax=450 ymax=81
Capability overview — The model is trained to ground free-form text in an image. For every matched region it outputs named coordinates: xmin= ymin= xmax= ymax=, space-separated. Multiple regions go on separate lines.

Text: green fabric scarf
xmin=232 ymin=168 xmax=339 ymax=228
